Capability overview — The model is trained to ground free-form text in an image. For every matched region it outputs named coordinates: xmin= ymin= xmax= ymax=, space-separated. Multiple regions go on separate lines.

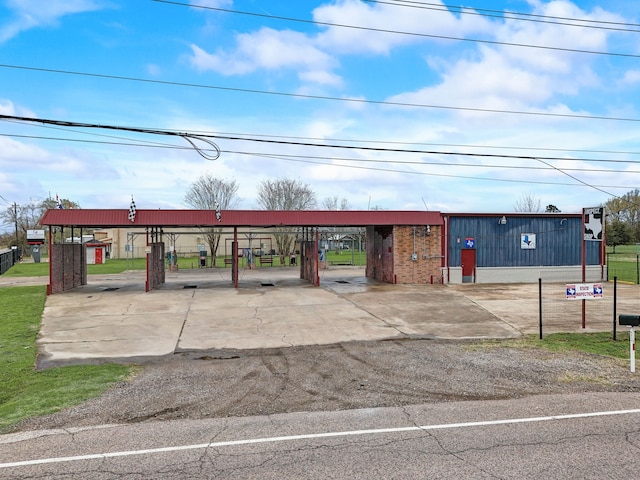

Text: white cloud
xmin=313 ymin=0 xmax=493 ymax=55
xmin=0 ymin=99 xmax=17 ymax=115
xmin=146 ymin=64 xmax=162 ymax=77
xmin=299 ymin=69 xmax=343 ymax=88
xmin=495 ymin=1 xmax=617 ymax=75
xmin=189 ymin=27 xmax=336 ymax=80
xmin=386 ymin=46 xmax=558 ymax=119
xmin=0 ymin=0 xmax=104 ymax=43
xmin=186 ymin=1 xmax=495 ymax=86
xmin=620 ymin=70 xmax=640 ymax=86
xmin=382 ymin=1 xmax=624 ymax=124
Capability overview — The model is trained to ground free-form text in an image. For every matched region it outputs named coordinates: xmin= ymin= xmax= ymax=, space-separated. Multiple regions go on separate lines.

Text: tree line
xmin=0 ymin=177 xmax=351 ymax=264
xmin=605 ymin=188 xmax=640 ymax=250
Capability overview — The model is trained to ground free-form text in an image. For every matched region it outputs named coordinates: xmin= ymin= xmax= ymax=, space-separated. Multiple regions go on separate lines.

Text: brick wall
xmin=49 ymin=243 xmax=86 ymax=294
xmin=145 ymin=242 xmax=165 ymax=291
xmin=300 ymin=240 xmax=319 ymax=286
xmin=392 ymin=225 xmax=443 ymax=284
xmin=366 ymin=226 xmax=394 ymax=283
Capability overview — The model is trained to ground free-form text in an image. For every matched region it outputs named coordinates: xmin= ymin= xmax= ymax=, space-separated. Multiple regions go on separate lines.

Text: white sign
xmin=26 ymin=229 xmax=45 ymax=239
xmin=566 ymin=283 xmax=603 ymax=300
xmin=584 ymin=207 xmax=604 ymax=241
xmin=521 ymin=233 xmax=536 ymax=249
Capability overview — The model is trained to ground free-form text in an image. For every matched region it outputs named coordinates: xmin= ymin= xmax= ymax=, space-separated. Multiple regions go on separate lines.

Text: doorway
xmin=461 ymin=248 xmax=476 ymax=283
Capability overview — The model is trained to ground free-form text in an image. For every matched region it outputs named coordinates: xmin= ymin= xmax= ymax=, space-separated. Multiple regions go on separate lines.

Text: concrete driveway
xmin=3 ymin=266 xmax=637 ymax=367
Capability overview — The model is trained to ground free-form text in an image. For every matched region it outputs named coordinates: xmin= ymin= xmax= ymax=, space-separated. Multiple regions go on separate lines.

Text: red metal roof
xmin=40 ymin=209 xmax=443 ymax=228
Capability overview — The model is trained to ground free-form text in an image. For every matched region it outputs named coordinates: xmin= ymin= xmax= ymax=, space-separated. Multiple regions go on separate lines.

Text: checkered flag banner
xmin=128 ymin=196 xmax=137 ymax=222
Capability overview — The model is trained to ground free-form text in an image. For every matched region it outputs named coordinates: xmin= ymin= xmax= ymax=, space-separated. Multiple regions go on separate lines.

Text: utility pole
xmin=13 ymin=202 xmax=18 ymax=246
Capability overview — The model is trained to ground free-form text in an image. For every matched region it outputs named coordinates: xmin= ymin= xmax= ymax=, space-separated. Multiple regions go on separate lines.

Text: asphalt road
xmin=2 ymin=392 xmax=640 ymax=479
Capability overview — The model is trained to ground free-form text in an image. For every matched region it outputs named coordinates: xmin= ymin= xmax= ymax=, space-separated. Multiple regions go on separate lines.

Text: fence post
xmin=613 ymin=276 xmax=617 ymax=341
xmin=538 ymin=277 xmax=543 ymax=340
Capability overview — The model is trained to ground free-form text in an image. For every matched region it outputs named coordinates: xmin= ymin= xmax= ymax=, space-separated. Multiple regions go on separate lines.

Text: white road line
xmin=3 ymin=408 xmax=640 ymax=469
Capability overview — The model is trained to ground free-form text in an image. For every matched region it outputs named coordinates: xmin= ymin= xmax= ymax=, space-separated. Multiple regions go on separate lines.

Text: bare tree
xmin=184 ymin=175 xmax=239 ymax=265
xmin=257 ymin=178 xmax=317 ymax=263
xmin=514 ymin=192 xmax=542 ymax=213
xmin=257 ymin=178 xmax=316 ymax=210
xmin=0 ymin=196 xmax=80 ymax=249
xmin=322 ymin=196 xmax=353 ymax=252
xmin=323 ymin=196 xmax=351 ymax=211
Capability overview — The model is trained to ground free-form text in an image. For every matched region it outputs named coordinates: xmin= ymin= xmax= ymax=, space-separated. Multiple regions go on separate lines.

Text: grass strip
xmin=0 ymin=286 xmax=131 ymax=432
xmin=2 ymin=250 xmax=368 ymax=277
xmin=473 ymin=331 xmax=632 ymax=359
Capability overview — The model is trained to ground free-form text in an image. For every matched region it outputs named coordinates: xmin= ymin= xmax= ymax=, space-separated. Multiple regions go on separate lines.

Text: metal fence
xmin=538 ymin=273 xmax=638 ymax=339
xmin=607 ymin=252 xmax=639 ymax=284
xmin=0 ymin=248 xmax=20 ymax=275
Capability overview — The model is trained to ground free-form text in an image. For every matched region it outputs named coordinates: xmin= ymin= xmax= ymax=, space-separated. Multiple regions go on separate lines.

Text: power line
xmin=4 ymin=130 xmax=640 ymax=172
xmin=200 ymin=131 xmax=637 ymax=164
xmin=7 ymin=117 xmax=640 ymax=160
xmin=244 ymin=150 xmax=632 ymax=190
xmin=3 ymin=63 xmax=640 ymax=124
xmin=157 ymin=129 xmax=640 ymax=159
xmin=0 ymin=113 xmax=619 ymax=162
xmin=365 ymin=0 xmax=640 ymax=32
xmin=2 ymin=114 xmax=636 ymax=196
xmin=155 ymin=0 xmax=640 ymax=59
xmin=0 ymin=113 xmax=221 ymax=161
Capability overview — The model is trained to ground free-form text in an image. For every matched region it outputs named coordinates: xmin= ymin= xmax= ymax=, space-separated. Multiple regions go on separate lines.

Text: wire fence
xmin=539 ymin=280 xmax=611 ymax=336
xmin=538 ymin=271 xmax=637 ymax=339
xmin=607 ymin=252 xmax=639 ymax=284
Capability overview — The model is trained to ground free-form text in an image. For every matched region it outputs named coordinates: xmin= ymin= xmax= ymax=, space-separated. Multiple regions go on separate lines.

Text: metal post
xmin=538 ymin=278 xmax=543 ymax=340
xmin=613 ymin=276 xmax=617 ymax=341
xmin=233 ymin=227 xmax=238 ymax=288
xmin=145 ymin=228 xmax=149 ymax=292
xmin=581 ymin=212 xmax=586 ymax=329
xmin=47 ymin=225 xmax=53 ymax=295
xmin=630 ymin=327 xmax=636 ymax=373
xmin=315 ymin=228 xmax=320 ymax=286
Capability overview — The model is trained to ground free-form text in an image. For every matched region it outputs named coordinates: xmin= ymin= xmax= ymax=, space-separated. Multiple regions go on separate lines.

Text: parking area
xmin=2 ymin=266 xmax=638 ymax=367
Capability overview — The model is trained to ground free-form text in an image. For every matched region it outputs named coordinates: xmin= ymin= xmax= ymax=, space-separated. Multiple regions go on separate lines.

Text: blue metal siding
xmin=448 ymin=216 xmax=601 ymax=267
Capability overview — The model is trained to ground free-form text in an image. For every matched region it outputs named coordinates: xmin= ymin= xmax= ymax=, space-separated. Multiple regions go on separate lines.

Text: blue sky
xmin=1 ymin=0 xmax=640 ymax=227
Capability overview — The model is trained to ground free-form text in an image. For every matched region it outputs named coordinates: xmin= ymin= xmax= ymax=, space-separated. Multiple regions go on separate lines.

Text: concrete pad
xmin=178 ymin=281 xmax=403 ymax=350
xmin=2 ymin=265 xmax=637 ymax=366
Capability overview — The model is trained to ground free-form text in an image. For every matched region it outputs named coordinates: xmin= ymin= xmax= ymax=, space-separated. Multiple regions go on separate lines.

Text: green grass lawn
xmin=606 ymin=244 xmax=640 ymax=284
xmin=6 ymin=245 xmax=637 ymax=284
xmin=472 ymin=331 xmax=632 ymax=361
xmin=538 ymin=331 xmax=632 ymax=359
xmin=0 ymin=286 xmax=132 ymax=432
xmin=3 ymin=250 xmax=367 ymax=277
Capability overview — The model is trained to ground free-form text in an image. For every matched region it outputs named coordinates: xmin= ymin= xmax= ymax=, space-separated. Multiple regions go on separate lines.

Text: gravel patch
xmin=10 ymin=339 xmax=640 ymax=433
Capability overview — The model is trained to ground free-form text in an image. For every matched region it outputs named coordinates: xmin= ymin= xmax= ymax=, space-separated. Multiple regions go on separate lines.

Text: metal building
xmin=443 ymin=213 xmax=605 ymax=283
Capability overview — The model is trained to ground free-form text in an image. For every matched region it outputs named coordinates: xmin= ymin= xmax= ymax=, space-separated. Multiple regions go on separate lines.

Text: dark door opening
xmin=461 ymin=248 xmax=476 ymax=283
